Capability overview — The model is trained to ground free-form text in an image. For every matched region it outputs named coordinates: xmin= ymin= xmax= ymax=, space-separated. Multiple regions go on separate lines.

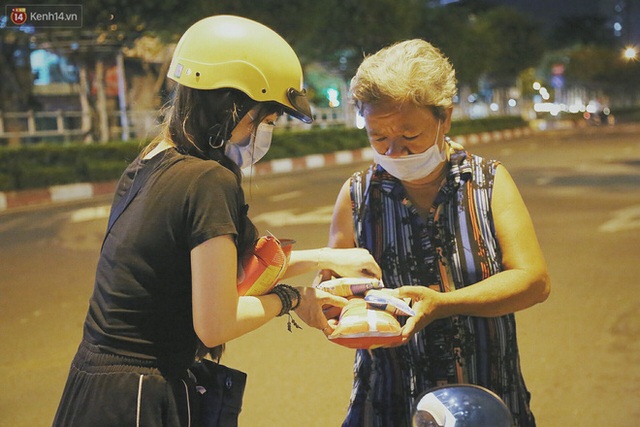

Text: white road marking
xmin=269 ymin=191 xmax=303 ymax=202
xmin=599 ymin=205 xmax=640 ymax=233
xmin=70 ymin=205 xmax=111 ymax=223
xmin=251 ymin=206 xmax=335 ymax=227
xmin=50 ymin=183 xmax=93 ymax=202
xmin=535 ymin=176 xmax=553 ymax=185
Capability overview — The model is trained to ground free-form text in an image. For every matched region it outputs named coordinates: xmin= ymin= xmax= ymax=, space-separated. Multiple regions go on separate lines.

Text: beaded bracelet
xmin=270 ymin=284 xmax=303 ymax=332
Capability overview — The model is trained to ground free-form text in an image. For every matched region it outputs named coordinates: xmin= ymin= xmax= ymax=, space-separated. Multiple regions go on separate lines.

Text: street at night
xmin=1 ymin=124 xmax=639 ymax=426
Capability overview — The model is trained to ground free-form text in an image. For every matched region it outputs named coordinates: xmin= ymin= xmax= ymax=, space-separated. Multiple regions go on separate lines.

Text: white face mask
xmin=224 ymin=123 xmax=274 ymax=169
xmin=372 ymin=121 xmax=445 ymax=182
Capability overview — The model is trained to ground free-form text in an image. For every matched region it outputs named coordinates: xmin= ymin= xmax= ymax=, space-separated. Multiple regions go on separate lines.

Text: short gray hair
xmin=349 ymin=39 xmax=457 ymax=118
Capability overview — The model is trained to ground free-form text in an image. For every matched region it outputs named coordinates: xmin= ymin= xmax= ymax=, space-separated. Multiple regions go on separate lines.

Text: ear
xmin=442 ymin=107 xmax=454 ymax=134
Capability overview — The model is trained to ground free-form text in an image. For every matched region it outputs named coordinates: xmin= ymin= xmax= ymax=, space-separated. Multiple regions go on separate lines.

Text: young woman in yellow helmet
xmin=53 ymin=15 xmax=380 ymax=426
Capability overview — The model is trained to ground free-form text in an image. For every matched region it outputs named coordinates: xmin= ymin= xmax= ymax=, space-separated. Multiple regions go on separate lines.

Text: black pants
xmin=53 ymin=341 xmax=195 ymax=427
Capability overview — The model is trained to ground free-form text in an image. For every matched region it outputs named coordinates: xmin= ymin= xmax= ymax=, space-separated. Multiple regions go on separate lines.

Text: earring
xmin=207 ymin=123 xmax=224 ymax=149
xmin=209 ymin=135 xmax=224 ymax=149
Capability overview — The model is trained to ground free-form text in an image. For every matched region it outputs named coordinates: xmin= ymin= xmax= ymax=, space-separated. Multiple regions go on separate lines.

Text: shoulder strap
xmin=101 ymin=159 xmax=155 ymax=251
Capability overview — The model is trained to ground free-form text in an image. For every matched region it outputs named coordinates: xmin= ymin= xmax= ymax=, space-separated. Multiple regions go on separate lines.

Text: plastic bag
xmin=236 ymin=236 xmax=294 ymax=296
xmin=316 ymin=277 xmax=383 ymax=296
xmin=328 ymin=298 xmax=403 ymax=349
xmin=317 ymin=278 xmax=416 ymax=349
xmin=364 ymin=290 xmax=415 ymax=317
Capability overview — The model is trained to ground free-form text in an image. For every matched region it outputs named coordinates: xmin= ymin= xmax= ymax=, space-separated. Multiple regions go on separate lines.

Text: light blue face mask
xmin=372 ymin=121 xmax=445 ymax=182
xmin=224 ymin=123 xmax=274 ymax=169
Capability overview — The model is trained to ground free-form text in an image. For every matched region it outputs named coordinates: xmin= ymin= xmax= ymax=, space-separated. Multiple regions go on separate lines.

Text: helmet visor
xmin=286 ymin=88 xmax=313 ymax=124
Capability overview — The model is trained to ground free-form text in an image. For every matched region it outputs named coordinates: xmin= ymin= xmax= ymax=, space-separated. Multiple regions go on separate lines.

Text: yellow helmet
xmin=167 ymin=15 xmax=312 ymax=123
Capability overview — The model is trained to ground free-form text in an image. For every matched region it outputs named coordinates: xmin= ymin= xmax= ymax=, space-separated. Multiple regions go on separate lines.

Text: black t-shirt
xmin=83 ymin=148 xmax=254 ymax=371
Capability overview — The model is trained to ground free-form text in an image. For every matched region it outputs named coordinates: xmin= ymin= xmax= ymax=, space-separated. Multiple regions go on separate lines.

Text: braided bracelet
xmin=285 ymin=284 xmax=301 ymax=311
xmin=270 ymin=284 xmax=302 ymax=332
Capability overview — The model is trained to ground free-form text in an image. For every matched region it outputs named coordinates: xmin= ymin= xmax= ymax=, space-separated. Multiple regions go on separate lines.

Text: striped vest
xmin=344 ymin=145 xmax=535 ymax=427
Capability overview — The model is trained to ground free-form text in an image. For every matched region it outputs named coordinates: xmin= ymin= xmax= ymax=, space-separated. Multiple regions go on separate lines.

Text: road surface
xmin=1 ymin=124 xmax=639 ymax=426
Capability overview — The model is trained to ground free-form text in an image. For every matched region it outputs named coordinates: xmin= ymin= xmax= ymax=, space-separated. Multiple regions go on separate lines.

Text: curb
xmin=0 ymin=127 xmax=534 ymax=213
xmin=0 ymin=181 xmax=117 ymax=212
xmin=249 ymin=146 xmax=376 ymax=176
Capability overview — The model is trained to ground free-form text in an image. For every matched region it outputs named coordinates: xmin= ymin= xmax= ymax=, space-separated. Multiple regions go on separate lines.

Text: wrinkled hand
xmin=294 ymin=286 xmax=348 ymax=334
xmin=395 ymin=286 xmax=444 ymax=344
xmin=322 ymin=248 xmax=382 ymax=279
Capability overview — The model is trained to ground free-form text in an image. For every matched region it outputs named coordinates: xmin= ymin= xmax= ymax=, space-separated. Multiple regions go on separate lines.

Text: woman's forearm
xmin=283 ymin=247 xmax=381 ymax=279
xmin=281 ymin=248 xmax=328 ymax=278
xmin=434 ymin=268 xmax=550 ymax=319
xmin=196 ymin=293 xmax=283 ymax=348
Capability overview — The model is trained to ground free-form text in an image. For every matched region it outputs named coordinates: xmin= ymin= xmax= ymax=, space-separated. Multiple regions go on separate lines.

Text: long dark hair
xmin=152 ymin=85 xmax=281 ymax=361
xmin=154 ymin=85 xmax=282 ymax=175
xmin=156 ymin=86 xmax=245 ymax=172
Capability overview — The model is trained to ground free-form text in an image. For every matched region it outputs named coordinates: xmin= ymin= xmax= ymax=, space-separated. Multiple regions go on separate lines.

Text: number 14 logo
xmin=10 ymin=7 xmax=27 ymax=25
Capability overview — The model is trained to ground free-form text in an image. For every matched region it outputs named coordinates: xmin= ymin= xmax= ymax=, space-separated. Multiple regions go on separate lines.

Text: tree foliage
xmin=0 ymin=27 xmax=35 ymax=112
xmin=564 ymin=46 xmax=640 ymax=88
xmin=418 ymin=4 xmax=490 ymax=87
xmin=2 ymin=0 xmax=635 ymax=120
xmin=415 ymin=3 xmax=546 ymax=87
xmin=475 ymin=7 xmax=546 ymax=85
xmin=537 ymin=14 xmax=639 ymax=92
xmin=549 ymin=15 xmax=616 ymax=49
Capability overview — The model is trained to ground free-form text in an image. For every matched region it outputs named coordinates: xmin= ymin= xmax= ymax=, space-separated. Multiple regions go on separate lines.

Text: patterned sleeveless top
xmin=344 ymin=144 xmax=536 ymax=427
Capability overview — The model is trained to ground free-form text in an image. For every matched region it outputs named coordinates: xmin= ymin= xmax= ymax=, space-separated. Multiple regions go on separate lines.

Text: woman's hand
xmin=395 ymin=286 xmax=445 ymax=343
xmin=319 ymin=247 xmax=382 ymax=279
xmin=294 ymin=286 xmax=348 ymax=334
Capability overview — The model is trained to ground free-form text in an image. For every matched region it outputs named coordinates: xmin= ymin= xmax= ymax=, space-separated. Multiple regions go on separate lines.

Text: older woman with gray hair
xmin=325 ymin=39 xmax=550 ymax=426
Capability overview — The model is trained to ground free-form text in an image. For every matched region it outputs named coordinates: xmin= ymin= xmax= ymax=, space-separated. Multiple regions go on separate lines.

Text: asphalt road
xmin=1 ymin=124 xmax=639 ymax=426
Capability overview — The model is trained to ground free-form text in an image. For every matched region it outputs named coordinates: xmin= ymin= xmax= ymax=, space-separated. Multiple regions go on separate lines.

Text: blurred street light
xmin=326 ymin=88 xmax=340 ymax=108
xmin=622 ymin=46 xmax=638 ymax=61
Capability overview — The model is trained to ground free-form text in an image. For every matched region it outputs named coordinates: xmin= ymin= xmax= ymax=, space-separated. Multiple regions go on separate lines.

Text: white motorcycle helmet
xmin=167 ymin=15 xmax=312 ymax=124
xmin=412 ymin=384 xmax=513 ymax=427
